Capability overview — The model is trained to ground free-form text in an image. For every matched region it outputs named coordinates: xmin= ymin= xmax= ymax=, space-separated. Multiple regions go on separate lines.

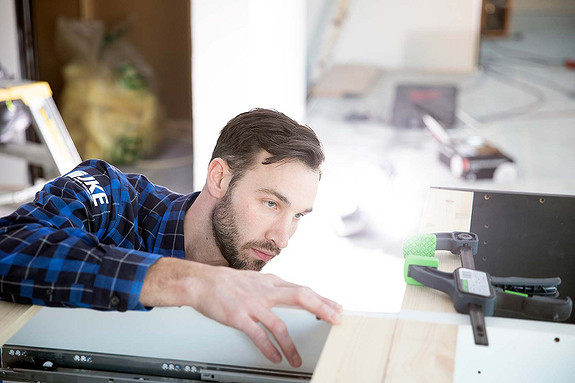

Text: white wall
xmin=315 ymin=0 xmax=482 ymax=74
xmin=0 ymin=0 xmax=21 ymax=79
xmin=192 ymin=0 xmax=307 ymax=189
xmin=0 ymin=0 xmax=29 ymax=188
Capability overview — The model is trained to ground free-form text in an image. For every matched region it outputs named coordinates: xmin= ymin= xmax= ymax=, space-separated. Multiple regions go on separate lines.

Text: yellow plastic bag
xmin=57 ymin=18 xmax=163 ymax=164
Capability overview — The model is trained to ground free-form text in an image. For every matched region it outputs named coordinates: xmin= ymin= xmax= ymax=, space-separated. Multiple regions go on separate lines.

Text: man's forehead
xmin=240 ymin=158 xmax=320 ymax=206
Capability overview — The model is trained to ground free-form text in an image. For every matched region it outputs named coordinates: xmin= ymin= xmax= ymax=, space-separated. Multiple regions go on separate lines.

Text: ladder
xmin=0 ymin=80 xmax=81 ymax=178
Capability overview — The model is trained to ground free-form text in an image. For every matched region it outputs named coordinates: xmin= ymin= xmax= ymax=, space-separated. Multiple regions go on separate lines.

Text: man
xmin=0 ymin=108 xmax=342 ymax=368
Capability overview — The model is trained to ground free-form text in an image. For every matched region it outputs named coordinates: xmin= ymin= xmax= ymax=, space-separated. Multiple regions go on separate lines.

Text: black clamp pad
xmin=435 ymin=232 xmax=479 ymax=255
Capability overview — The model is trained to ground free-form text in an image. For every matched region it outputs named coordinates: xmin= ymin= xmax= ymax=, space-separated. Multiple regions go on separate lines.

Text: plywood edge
xmin=0 ymin=303 xmax=42 ymax=345
xmin=311 ymin=314 xmax=397 ymax=383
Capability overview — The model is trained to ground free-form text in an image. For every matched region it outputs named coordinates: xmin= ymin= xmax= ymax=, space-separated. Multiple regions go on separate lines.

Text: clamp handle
xmin=408 ymin=265 xmax=497 ymax=316
xmin=407 ymin=265 xmax=456 ymax=298
xmin=494 ymin=291 xmax=573 ymax=322
xmin=491 ymin=276 xmax=562 ymax=297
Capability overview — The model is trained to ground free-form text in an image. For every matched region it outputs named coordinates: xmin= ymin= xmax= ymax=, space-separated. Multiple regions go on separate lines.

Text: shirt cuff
xmin=92 ymin=247 xmax=162 ymax=311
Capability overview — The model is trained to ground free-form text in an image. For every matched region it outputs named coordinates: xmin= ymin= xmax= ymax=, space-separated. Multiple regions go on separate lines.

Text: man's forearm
xmin=139 ymin=257 xmax=205 ymax=308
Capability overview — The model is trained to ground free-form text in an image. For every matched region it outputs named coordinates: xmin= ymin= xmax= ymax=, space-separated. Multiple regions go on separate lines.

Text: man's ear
xmin=206 ymin=158 xmax=232 ymax=198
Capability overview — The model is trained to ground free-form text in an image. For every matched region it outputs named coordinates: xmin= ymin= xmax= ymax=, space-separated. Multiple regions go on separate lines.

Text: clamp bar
xmin=469 ymin=304 xmax=488 ymax=345
xmin=459 ymin=245 xmax=475 ymax=270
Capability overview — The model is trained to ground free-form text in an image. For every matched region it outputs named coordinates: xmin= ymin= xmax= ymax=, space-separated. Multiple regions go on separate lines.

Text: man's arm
xmin=0 ymin=161 xmax=162 ymax=311
xmin=140 ymin=257 xmax=342 ymax=368
xmin=0 ymin=210 xmax=162 ymax=311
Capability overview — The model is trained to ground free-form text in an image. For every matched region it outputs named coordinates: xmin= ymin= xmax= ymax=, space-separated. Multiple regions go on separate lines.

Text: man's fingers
xmin=265 ymin=274 xmax=343 ymax=320
xmin=275 ymin=286 xmax=342 ymax=324
xmin=255 ymin=307 xmax=302 ymax=368
xmin=319 ymin=295 xmax=344 ymax=313
xmin=240 ymin=316 xmax=283 ymax=364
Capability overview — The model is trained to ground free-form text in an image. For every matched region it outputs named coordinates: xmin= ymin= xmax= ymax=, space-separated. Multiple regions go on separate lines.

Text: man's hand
xmin=140 ymin=258 xmax=342 ymax=367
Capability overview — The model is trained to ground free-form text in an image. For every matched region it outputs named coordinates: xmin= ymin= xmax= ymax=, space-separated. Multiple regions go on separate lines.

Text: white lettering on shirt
xmin=66 ymin=170 xmax=109 ymax=207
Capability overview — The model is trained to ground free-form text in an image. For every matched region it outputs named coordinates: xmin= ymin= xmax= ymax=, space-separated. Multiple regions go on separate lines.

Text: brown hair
xmin=211 ymin=108 xmax=325 ymax=182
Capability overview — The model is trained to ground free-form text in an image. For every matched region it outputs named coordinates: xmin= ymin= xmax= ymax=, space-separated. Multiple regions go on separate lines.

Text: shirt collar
xmin=154 ymin=191 xmax=199 ymax=258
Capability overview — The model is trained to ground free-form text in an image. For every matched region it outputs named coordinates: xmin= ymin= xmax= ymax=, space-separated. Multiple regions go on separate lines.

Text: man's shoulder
xmin=66 ymin=159 xmax=125 ymax=179
xmin=63 ymin=159 xmax=143 ymax=190
xmin=48 ymin=159 xmax=128 ymax=208
xmin=60 ymin=159 xmax=186 ymax=207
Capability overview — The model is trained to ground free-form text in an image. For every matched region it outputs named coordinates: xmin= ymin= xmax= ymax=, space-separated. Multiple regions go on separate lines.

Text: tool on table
xmin=420 ymin=106 xmax=516 ymax=182
xmin=390 ymin=83 xmax=516 ymax=181
xmin=403 ymin=231 xmax=573 ymax=346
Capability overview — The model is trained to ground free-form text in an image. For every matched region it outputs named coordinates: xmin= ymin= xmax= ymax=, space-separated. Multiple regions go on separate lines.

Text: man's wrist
xmin=139 ymin=257 xmax=208 ymax=308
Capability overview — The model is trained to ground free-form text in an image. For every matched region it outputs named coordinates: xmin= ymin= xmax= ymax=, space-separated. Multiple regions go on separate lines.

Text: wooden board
xmin=311 ymin=188 xmax=474 ymax=382
xmin=311 ymin=315 xmax=397 ymax=383
xmin=0 ymin=302 xmax=41 ymax=346
xmin=389 ymin=189 xmax=470 ymax=382
xmin=402 ymin=188 xmax=474 ymax=313
xmin=385 ymin=320 xmax=458 ymax=383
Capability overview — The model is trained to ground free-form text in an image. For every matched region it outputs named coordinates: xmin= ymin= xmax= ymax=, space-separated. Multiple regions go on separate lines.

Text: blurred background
xmin=1 ymin=0 xmax=574 ymax=312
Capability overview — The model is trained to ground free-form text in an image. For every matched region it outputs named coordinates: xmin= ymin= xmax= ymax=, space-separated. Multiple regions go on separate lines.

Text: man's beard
xmin=212 ymin=187 xmax=280 ymax=271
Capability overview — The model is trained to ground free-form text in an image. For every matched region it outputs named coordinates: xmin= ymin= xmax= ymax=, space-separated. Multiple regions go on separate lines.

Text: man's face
xmin=212 ymin=151 xmax=320 ymax=271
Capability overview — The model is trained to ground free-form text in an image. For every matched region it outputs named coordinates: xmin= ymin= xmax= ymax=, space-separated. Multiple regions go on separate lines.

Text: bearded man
xmin=0 ymin=108 xmax=342 ymax=368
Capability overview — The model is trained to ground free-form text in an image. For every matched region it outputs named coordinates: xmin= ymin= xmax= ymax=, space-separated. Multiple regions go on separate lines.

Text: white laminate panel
xmin=6 ymin=306 xmax=330 ymax=374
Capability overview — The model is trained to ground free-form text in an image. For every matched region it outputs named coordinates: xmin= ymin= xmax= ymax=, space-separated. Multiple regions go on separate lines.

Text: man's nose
xmin=266 ymin=217 xmax=294 ymax=249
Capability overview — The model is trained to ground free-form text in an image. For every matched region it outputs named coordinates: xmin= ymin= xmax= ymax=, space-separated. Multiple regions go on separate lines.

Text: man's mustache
xmin=242 ymin=240 xmax=281 ymax=257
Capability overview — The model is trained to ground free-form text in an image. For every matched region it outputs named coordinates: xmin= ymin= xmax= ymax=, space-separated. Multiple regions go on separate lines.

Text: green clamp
xmin=404 ymin=255 xmax=439 ymax=285
xmin=403 ymin=233 xmax=440 ymax=285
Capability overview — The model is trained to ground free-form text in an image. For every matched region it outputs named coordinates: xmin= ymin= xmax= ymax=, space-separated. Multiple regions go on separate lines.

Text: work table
xmin=311 ymin=187 xmax=575 ymax=382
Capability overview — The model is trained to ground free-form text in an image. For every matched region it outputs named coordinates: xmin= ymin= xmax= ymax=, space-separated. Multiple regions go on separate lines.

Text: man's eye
xmin=264 ymin=200 xmax=277 ymax=209
xmin=295 ymin=213 xmax=305 ymax=220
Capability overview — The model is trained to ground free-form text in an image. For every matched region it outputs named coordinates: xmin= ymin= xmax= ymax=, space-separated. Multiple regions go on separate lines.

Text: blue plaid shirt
xmin=0 ymin=160 xmax=198 ymax=311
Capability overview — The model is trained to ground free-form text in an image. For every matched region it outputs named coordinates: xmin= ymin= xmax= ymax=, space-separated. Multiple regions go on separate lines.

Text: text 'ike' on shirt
xmin=67 ymin=170 xmax=109 ymax=207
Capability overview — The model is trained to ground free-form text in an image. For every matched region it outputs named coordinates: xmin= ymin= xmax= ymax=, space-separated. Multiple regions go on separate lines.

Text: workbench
xmin=311 ymin=188 xmax=575 ymax=382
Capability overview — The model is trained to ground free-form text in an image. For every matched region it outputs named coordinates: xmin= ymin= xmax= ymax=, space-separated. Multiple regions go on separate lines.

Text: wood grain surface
xmin=311 ymin=315 xmax=397 ymax=383
xmin=0 ymin=302 xmax=41 ymax=346
xmin=385 ymin=320 xmax=458 ymax=383
xmin=311 ymin=188 xmax=474 ymax=382
xmin=402 ymin=188 xmax=474 ymax=313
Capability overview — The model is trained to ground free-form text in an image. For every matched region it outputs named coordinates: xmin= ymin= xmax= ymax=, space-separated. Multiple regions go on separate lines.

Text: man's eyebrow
xmin=257 ymin=188 xmax=313 ymax=213
xmin=257 ymin=188 xmax=290 ymax=205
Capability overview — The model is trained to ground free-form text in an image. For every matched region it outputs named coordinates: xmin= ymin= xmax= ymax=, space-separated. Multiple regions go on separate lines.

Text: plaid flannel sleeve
xmin=0 ymin=161 xmax=162 ymax=311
